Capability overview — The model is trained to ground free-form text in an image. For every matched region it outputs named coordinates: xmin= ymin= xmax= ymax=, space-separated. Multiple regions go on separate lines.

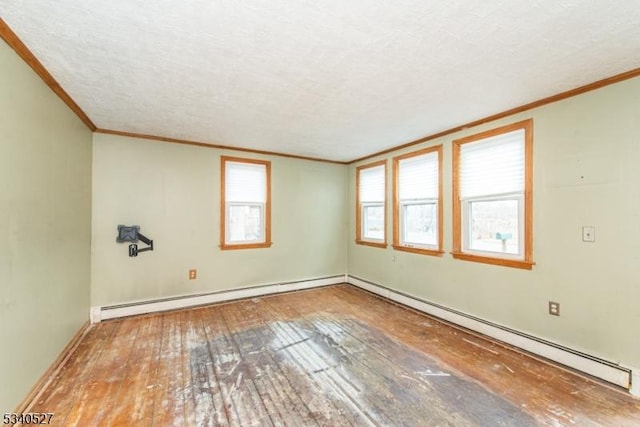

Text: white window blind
xmin=399 ymin=152 xmax=438 ymax=200
xmin=460 ymin=129 xmax=524 ymax=198
xmin=226 ymin=162 xmax=266 ymax=202
xmin=359 ymin=165 xmax=385 ymax=202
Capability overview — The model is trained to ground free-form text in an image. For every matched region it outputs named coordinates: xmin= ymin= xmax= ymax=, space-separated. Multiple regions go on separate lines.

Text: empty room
xmin=1 ymin=1 xmax=639 ymax=425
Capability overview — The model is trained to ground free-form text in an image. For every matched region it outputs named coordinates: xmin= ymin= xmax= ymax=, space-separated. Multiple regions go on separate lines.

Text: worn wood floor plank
xmin=236 ymin=298 xmax=363 ymax=426
xmin=233 ymin=300 xmax=321 ymax=426
xmin=25 ymin=284 xmax=640 ymax=426
xmin=190 ymin=310 xmax=228 ymax=425
xmin=180 ymin=309 xmax=199 ymax=426
xmin=63 ymin=317 xmax=141 ymax=426
xmin=218 ymin=302 xmax=284 ymax=426
xmin=260 ymin=296 xmax=400 ymax=426
xmin=151 ymin=311 xmax=185 ymax=426
xmin=106 ymin=313 xmax=162 ymax=426
xmin=97 ymin=316 xmax=148 ymax=427
xmin=28 ymin=321 xmax=118 ymax=422
xmin=263 ymin=290 xmax=531 ymax=426
xmin=222 ymin=304 xmax=282 ymax=425
xmin=221 ymin=299 xmax=324 ymax=426
xmin=200 ymin=303 xmax=247 ymax=426
xmin=327 ymin=285 xmax=639 ymax=425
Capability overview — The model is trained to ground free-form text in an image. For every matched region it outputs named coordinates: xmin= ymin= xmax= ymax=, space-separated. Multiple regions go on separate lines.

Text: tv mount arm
xmin=116 ymin=225 xmax=154 ymax=257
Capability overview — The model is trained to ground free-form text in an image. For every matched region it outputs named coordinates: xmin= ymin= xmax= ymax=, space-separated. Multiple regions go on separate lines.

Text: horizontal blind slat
xmin=226 ymin=162 xmax=266 ymax=202
xmin=399 ymin=152 xmax=438 ymax=200
xmin=460 ymin=129 xmax=524 ymax=198
xmin=359 ymin=165 xmax=385 ymax=202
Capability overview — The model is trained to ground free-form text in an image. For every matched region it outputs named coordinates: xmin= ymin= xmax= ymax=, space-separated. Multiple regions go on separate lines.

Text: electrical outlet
xmin=548 ymin=301 xmax=560 ymax=316
xmin=582 ymin=226 xmax=595 ymax=242
xmin=189 ymin=269 xmax=197 ymax=280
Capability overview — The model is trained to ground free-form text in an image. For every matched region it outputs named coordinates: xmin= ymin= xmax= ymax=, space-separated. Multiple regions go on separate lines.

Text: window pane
xmin=363 ymin=204 xmax=384 ymax=240
xmin=468 ymin=199 xmax=519 ymax=254
xmin=402 ymin=203 xmax=437 ymax=246
xmin=228 ymin=204 xmax=263 ymax=243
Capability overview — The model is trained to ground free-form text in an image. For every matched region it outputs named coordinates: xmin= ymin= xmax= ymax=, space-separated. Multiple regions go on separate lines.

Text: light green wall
xmin=0 ymin=41 xmax=92 ymax=411
xmin=91 ymin=134 xmax=347 ymax=306
xmin=348 ymin=76 xmax=640 ymax=369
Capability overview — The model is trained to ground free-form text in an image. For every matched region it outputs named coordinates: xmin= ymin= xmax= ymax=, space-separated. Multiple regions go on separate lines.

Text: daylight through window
xmin=452 ymin=120 xmax=533 ymax=269
xmin=393 ymin=146 xmax=443 ymax=255
xmin=221 ymin=157 xmax=271 ymax=250
xmin=356 ymin=161 xmax=386 ymax=247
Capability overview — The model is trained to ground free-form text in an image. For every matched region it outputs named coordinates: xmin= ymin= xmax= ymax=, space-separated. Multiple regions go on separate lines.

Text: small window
xmin=221 ymin=156 xmax=271 ymax=250
xmin=452 ymin=119 xmax=533 ymax=269
xmin=393 ymin=146 xmax=443 ymax=256
xmin=356 ymin=160 xmax=387 ymax=247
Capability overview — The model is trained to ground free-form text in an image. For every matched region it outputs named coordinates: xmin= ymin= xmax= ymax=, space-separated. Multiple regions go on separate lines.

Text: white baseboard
xmin=347 ymin=274 xmax=633 ymax=393
xmin=631 ymin=369 xmax=640 ymax=397
xmin=91 ymin=274 xmax=347 ymax=323
xmin=89 ymin=307 xmax=101 ymax=324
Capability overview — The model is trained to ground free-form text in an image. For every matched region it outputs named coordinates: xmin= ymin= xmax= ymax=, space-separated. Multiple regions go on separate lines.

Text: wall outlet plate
xmin=549 ymin=301 xmax=560 ymax=316
xmin=189 ymin=269 xmax=197 ymax=280
xmin=582 ymin=226 xmax=595 ymax=242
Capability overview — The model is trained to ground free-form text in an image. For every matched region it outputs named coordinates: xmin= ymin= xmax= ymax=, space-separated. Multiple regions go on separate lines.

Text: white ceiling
xmin=1 ymin=1 xmax=639 ymax=162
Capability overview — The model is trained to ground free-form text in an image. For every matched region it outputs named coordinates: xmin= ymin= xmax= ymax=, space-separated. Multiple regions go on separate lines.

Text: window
xmin=452 ymin=119 xmax=533 ymax=269
xmin=393 ymin=146 xmax=443 ymax=256
xmin=356 ymin=160 xmax=387 ymax=247
xmin=221 ymin=156 xmax=271 ymax=250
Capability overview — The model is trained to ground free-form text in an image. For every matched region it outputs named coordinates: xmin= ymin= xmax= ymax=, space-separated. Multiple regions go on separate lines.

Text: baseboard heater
xmin=90 ymin=274 xmax=347 ymax=323
xmin=347 ymin=274 xmax=636 ymax=394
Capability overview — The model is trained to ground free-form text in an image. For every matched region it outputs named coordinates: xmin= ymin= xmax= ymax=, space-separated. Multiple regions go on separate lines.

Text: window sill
xmin=451 ymin=252 xmax=534 ymax=270
xmin=221 ymin=242 xmax=273 ymax=251
xmin=355 ymin=240 xmax=388 ymax=249
xmin=392 ymin=245 xmax=444 ymax=257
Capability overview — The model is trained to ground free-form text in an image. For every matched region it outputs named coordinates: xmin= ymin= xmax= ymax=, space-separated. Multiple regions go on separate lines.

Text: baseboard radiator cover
xmin=347 ymin=274 xmax=635 ymax=394
xmin=91 ymin=274 xmax=348 ymax=323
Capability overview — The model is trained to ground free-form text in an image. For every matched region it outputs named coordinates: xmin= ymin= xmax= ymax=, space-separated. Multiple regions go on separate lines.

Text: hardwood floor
xmin=27 ymin=285 xmax=640 ymax=426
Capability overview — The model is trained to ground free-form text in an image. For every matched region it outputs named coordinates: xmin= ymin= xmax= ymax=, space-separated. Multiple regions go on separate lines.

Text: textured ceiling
xmin=1 ymin=1 xmax=639 ymax=162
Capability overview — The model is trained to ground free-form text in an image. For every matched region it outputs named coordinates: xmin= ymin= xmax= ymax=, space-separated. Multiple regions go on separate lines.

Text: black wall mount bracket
xmin=116 ymin=225 xmax=154 ymax=257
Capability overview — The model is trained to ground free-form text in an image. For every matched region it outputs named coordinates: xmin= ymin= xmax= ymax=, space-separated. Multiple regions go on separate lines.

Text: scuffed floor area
xmin=27 ymin=285 xmax=640 ymax=426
